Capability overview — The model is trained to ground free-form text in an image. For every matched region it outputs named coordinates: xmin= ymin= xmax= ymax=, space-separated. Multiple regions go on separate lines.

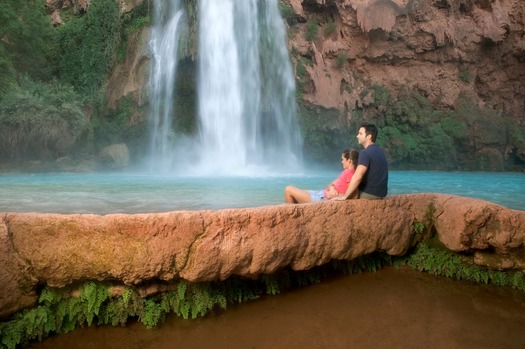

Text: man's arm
xmin=332 ymin=164 xmax=367 ymax=200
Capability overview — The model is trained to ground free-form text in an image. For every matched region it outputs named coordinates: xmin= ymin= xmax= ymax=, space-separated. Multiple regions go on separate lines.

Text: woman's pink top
xmin=324 ymin=168 xmax=355 ymax=197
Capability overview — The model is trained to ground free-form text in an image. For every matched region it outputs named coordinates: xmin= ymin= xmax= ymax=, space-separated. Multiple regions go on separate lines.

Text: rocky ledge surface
xmin=1 ymin=193 xmax=524 ymax=319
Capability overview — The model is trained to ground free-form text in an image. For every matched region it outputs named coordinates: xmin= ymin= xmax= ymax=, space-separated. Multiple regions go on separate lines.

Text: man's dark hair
xmin=360 ymin=124 xmax=378 ymax=143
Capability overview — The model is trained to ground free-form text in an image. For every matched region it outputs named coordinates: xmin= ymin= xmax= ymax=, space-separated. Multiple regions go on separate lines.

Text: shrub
xmin=305 ymin=19 xmax=318 ymax=41
xmin=56 ymin=0 xmax=121 ymax=96
xmin=335 ymin=52 xmax=348 ymax=69
xmin=0 ymin=78 xmax=86 ymax=161
xmin=0 ymin=0 xmax=55 ymax=96
xmin=458 ymin=69 xmax=472 ymax=83
xmin=324 ymin=21 xmax=337 ymax=35
xmin=278 ymin=1 xmax=296 ymax=24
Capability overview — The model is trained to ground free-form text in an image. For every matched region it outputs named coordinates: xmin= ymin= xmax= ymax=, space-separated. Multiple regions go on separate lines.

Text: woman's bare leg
xmin=284 ymin=185 xmax=312 ymax=204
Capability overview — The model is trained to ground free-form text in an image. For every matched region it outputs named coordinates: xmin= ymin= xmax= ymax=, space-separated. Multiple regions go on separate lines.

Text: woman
xmin=284 ymin=148 xmax=359 ymax=204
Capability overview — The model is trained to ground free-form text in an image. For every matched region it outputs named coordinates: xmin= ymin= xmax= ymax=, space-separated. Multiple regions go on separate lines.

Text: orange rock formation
xmin=1 ymin=194 xmax=524 ymax=319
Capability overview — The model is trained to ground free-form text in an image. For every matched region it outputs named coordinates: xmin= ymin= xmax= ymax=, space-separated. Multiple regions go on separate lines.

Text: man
xmin=333 ymin=124 xmax=388 ymax=200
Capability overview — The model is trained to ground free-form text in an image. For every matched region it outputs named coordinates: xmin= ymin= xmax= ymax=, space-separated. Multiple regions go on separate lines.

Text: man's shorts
xmin=359 ymin=191 xmax=383 ymax=200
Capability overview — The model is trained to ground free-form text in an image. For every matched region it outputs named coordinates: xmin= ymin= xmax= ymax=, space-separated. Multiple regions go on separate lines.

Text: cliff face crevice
xmin=1 ymin=194 xmax=524 ymax=319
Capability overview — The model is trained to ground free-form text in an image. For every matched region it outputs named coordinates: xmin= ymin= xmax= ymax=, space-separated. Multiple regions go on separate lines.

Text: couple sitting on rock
xmin=284 ymin=124 xmax=388 ymax=203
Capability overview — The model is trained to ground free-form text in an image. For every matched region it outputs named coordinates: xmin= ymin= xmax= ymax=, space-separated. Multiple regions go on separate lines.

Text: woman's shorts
xmin=308 ymin=190 xmax=325 ymax=202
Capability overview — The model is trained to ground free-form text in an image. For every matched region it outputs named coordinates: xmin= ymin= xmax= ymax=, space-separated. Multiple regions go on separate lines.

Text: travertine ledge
xmin=1 ymin=194 xmax=524 ymax=318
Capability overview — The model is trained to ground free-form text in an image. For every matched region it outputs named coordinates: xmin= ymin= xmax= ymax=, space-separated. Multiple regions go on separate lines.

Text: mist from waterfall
xmin=148 ymin=0 xmax=302 ymax=175
xmin=148 ymin=0 xmax=184 ymax=172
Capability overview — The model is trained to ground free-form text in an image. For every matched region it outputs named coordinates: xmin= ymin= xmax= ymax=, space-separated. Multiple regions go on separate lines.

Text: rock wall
xmin=1 ymin=194 xmax=524 ymax=319
xmin=290 ymin=0 xmax=525 ymax=120
xmin=100 ymin=0 xmax=525 ymax=121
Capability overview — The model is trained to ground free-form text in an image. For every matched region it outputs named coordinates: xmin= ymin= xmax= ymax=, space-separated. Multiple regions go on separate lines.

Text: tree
xmin=0 ymin=0 xmax=55 ymax=95
xmin=56 ymin=0 xmax=121 ymax=95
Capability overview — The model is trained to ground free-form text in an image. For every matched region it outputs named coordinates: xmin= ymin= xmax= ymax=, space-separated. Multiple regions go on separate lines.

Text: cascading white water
xmin=149 ymin=0 xmax=302 ymax=175
xmin=148 ymin=0 xmax=184 ymax=172
xmin=195 ymin=0 xmax=302 ymax=175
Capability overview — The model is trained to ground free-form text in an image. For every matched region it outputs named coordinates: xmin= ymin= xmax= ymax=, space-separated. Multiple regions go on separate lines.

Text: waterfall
xmin=148 ymin=0 xmax=302 ymax=175
xmin=195 ymin=0 xmax=302 ymax=175
xmin=148 ymin=0 xmax=184 ymax=172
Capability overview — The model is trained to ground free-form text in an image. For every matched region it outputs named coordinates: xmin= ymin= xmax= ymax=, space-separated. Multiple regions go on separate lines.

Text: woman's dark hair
xmin=343 ymin=148 xmax=359 ymax=168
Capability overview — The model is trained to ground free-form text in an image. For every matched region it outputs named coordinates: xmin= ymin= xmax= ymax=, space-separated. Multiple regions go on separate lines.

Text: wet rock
xmin=1 ymin=194 xmax=524 ymax=318
xmin=98 ymin=143 xmax=130 ymax=169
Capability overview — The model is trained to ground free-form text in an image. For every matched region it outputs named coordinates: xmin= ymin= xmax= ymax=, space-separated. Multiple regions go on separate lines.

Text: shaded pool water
xmin=29 ymin=267 xmax=525 ymax=349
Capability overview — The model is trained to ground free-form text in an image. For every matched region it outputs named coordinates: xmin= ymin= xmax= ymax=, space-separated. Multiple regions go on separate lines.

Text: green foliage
xmin=305 ymin=20 xmax=318 ymax=42
xmin=0 ymin=44 xmax=16 ymax=97
xmin=440 ymin=115 xmax=468 ymax=141
xmin=426 ymin=203 xmax=436 ymax=219
xmin=449 ymin=93 xmax=509 ymax=169
xmin=335 ymin=53 xmax=348 ymax=69
xmin=0 ymin=77 xmax=87 ymax=161
xmin=297 ymin=103 xmax=353 ymax=164
xmin=93 ymin=95 xmax=143 ymax=149
xmin=458 ymin=69 xmax=472 ymax=83
xmin=413 ymin=222 xmax=425 ymax=234
xmin=325 ymin=21 xmax=337 ymax=36
xmin=453 ymin=94 xmax=507 ymax=144
xmin=80 ymin=282 xmax=109 ymax=326
xmin=141 ymin=299 xmax=164 ymax=329
xmin=56 ymin=0 xmax=121 ymax=95
xmin=123 ymin=13 xmax=151 ymax=36
xmin=118 ymin=1 xmax=151 ymax=62
xmin=278 ymin=1 xmax=296 ymax=24
xmin=342 ymin=254 xmax=393 ymax=274
xmin=368 ymin=84 xmax=392 ymax=108
xmin=296 ymin=59 xmax=307 ymax=80
xmin=99 ymin=287 xmax=142 ymax=326
xmin=371 ymin=88 xmax=458 ymax=169
xmin=261 ymin=273 xmax=291 ymax=295
xmin=398 ymin=243 xmax=525 ymax=292
xmin=0 ymin=0 xmax=55 ymax=95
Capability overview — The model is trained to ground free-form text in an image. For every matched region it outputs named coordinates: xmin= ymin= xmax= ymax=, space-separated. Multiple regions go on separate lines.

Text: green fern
xmin=413 ymin=222 xmax=425 ymax=234
xmin=189 ymin=285 xmax=210 ymax=318
xmin=122 ymin=287 xmax=133 ymax=305
xmin=511 ymin=272 xmax=525 ymax=291
xmin=80 ymin=282 xmax=108 ymax=326
xmin=141 ymin=299 xmax=164 ymax=329
xmin=215 ymin=293 xmax=227 ymax=310
xmin=401 ymin=242 xmax=525 ymax=292
xmin=38 ymin=288 xmax=62 ymax=308
xmin=177 ymin=282 xmax=187 ymax=300
xmin=0 ymin=320 xmax=23 ymax=349
xmin=261 ymin=274 xmax=281 ymax=295
xmin=179 ymin=300 xmax=191 ymax=320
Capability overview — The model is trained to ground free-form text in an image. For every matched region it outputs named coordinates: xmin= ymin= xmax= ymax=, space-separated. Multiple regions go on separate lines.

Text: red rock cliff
xmin=289 ymin=0 xmax=524 ymax=119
